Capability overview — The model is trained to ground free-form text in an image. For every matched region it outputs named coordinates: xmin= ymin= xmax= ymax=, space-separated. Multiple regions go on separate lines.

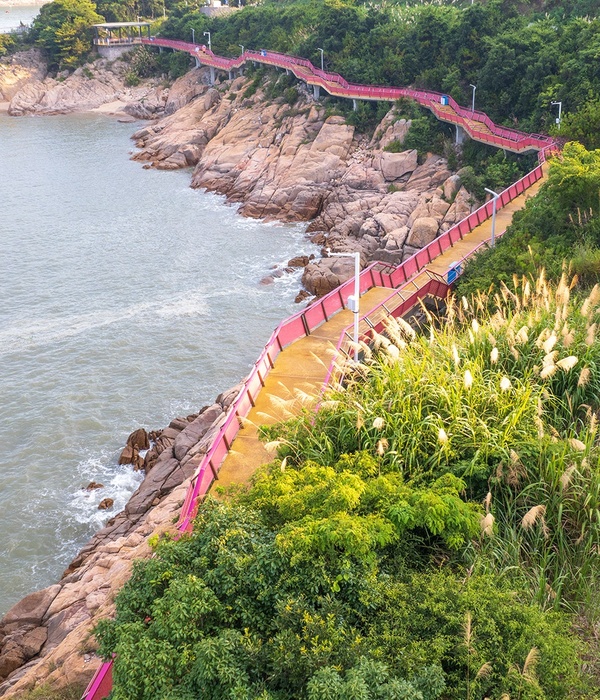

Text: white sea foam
xmin=0 ymin=291 xmax=210 ymax=354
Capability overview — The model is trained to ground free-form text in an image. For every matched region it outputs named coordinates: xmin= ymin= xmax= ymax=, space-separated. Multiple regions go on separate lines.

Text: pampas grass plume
xmin=515 ymin=326 xmax=529 ymax=344
xmin=490 ymin=347 xmax=499 ymax=364
xmin=452 ymin=344 xmax=460 ymax=367
xmin=569 ymin=438 xmax=586 ymax=452
xmin=540 ymin=364 xmax=557 ymax=379
xmin=522 ymin=505 xmax=546 ymax=529
xmin=556 ymin=355 xmax=578 ymax=371
xmin=438 ymin=427 xmax=448 ymax=444
xmin=542 ymin=334 xmax=557 ymax=354
xmin=586 ymin=323 xmax=596 ymax=347
xmin=578 ymin=367 xmax=591 ymax=387
xmin=480 ymin=512 xmax=494 ymax=536
xmin=377 ymin=438 xmax=388 ymax=456
xmin=372 ymin=417 xmax=385 ymax=430
xmin=464 ymin=369 xmax=473 ymax=389
xmin=500 ymin=376 xmax=512 ymax=391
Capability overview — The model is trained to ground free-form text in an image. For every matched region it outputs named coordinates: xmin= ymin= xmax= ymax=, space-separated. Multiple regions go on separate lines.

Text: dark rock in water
xmin=288 ymin=255 xmax=310 ymax=268
xmin=84 ymin=482 xmax=104 ymax=491
xmin=126 ymin=428 xmax=149 ymax=451
xmin=98 ymin=498 xmax=114 ymax=511
xmin=295 ymin=289 xmax=311 ymax=304
xmin=118 ymin=444 xmax=134 ymax=466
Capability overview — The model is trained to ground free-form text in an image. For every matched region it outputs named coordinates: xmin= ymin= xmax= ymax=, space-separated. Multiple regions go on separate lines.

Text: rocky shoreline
xmin=0 ymin=384 xmax=242 ymax=696
xmin=0 ymin=50 xmax=475 ymax=696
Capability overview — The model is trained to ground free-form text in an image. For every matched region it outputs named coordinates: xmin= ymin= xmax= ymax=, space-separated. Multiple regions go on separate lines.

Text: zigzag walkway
xmin=215 ymin=169 xmax=546 ymax=490
xmin=139 ymin=38 xmax=555 ymax=155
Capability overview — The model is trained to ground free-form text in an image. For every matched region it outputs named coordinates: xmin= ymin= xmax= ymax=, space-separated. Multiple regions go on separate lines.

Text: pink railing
xmin=174 ymin=160 xmax=544 ymax=531
xmin=83 ymin=42 xmax=552 ymax=700
xmin=141 ymin=39 xmax=556 ymax=154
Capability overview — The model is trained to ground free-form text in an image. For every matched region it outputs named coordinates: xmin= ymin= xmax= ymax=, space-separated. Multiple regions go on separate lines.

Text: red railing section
xmin=141 ymin=38 xmax=556 ymax=154
xmin=82 ymin=43 xmax=554 ymax=700
xmin=172 ymin=160 xmax=545 ymax=532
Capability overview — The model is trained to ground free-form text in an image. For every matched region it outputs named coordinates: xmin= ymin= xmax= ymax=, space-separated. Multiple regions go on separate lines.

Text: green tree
xmin=553 ymin=99 xmax=600 ymax=152
xmin=32 ymin=0 xmax=103 ymax=69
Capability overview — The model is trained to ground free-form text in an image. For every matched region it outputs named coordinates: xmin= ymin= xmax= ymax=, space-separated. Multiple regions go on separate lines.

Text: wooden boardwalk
xmin=216 ymin=170 xmax=546 ymax=490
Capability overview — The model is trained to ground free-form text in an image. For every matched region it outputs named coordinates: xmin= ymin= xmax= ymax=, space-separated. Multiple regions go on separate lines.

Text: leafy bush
xmin=97 ymin=271 xmax=600 ymax=699
xmin=0 ymin=33 xmax=17 ymax=58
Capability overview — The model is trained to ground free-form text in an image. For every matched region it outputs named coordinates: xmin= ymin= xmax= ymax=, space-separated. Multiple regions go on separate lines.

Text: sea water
xmin=0 ymin=112 xmax=315 ymax=614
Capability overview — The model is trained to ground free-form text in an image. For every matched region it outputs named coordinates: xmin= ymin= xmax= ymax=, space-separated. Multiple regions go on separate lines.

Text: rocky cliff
xmin=0 ymin=51 xmax=168 ymax=117
xmin=130 ymin=68 xmax=472 ymax=296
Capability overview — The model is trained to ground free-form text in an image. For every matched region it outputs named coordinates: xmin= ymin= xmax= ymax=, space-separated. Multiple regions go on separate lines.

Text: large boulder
xmin=377 ymin=149 xmax=418 ymax=181
xmin=0 ymin=586 xmax=61 ymax=627
xmin=407 ymin=217 xmax=439 ymax=248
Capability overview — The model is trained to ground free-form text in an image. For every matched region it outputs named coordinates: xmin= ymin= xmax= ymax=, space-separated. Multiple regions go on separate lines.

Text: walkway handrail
xmin=174 ymin=160 xmax=544 ymax=531
xmin=141 ymin=37 xmax=556 ymax=154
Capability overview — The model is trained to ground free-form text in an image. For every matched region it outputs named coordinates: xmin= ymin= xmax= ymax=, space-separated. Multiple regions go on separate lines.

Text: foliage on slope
xmin=30 ymin=0 xmax=103 ymax=69
xmin=456 ymin=142 xmax=600 ymax=297
xmin=96 ymin=273 xmax=600 ymax=699
xmin=155 ymin=0 xmax=600 ymax=138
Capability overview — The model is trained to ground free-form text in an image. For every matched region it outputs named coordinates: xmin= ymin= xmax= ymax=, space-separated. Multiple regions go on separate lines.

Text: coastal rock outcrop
xmin=0 ymin=383 xmax=242 ymax=697
xmin=6 ymin=57 xmax=167 ymax=117
xmin=131 ymin=70 xmax=471 ymax=295
xmin=6 ymin=59 xmax=472 ymax=297
xmin=0 ymin=49 xmax=46 ymax=102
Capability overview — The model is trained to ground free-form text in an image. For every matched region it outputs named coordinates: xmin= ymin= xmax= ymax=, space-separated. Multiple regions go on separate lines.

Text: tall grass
xmin=265 ymin=271 xmax=600 ymax=610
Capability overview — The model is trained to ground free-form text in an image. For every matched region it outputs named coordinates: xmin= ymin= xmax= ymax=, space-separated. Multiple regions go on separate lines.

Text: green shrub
xmin=124 ymin=71 xmax=140 ymax=87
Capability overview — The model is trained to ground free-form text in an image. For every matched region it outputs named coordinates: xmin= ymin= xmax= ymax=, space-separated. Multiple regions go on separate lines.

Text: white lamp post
xmin=204 ymin=31 xmax=211 ymax=51
xmin=239 ymin=44 xmax=244 ymax=55
xmin=469 ymin=84 xmax=476 ymax=115
xmin=317 ymin=47 xmax=324 ymax=71
xmin=551 ymin=100 xmax=562 ymax=129
xmin=484 ymin=187 xmax=500 ymax=247
xmin=191 ymin=27 xmax=195 ymax=44
xmin=328 ymin=250 xmax=361 ymax=363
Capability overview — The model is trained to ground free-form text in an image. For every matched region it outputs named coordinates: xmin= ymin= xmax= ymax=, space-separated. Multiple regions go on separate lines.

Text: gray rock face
xmin=1 ymin=587 xmax=61 ymax=628
xmin=7 ymin=57 xmax=167 ymax=117
xmin=407 ymin=217 xmax=440 ymax=248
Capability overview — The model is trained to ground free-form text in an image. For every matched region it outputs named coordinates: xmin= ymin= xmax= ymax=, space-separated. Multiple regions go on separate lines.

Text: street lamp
xmin=469 ymin=84 xmax=476 ymax=115
xmin=328 ymin=250 xmax=361 ymax=363
xmin=317 ymin=47 xmax=324 ymax=71
xmin=239 ymin=44 xmax=244 ymax=55
xmin=484 ymin=187 xmax=500 ymax=247
xmin=551 ymin=100 xmax=562 ymax=129
xmin=191 ymin=27 xmax=195 ymax=44
xmin=204 ymin=31 xmax=211 ymax=51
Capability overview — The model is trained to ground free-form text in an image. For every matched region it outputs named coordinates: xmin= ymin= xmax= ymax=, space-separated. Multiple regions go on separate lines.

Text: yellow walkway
xmin=215 ymin=169 xmax=547 ymax=490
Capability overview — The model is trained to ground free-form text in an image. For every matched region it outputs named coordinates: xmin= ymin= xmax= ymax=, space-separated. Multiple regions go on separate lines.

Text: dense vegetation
xmin=11 ymin=0 xmax=598 ymax=695
xmin=156 ymin=0 xmax=600 ymax=139
xmin=97 ymin=269 xmax=600 ymax=698
xmin=13 ymin=0 xmax=600 ymax=148
xmin=456 ymin=142 xmax=600 ymax=297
